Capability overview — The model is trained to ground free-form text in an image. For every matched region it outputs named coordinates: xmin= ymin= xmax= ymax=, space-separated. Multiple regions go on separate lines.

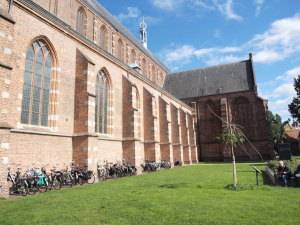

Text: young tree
xmin=289 ymin=75 xmax=300 ymax=123
xmin=219 ymin=123 xmax=245 ymax=190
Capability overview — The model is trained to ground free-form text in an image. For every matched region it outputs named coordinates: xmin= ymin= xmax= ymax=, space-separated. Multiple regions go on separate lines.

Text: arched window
xmin=132 ymin=86 xmax=140 ymax=138
xmin=99 ymin=25 xmax=108 ymax=51
xmin=21 ymin=39 xmax=54 ymax=126
xmin=117 ymin=39 xmax=124 ymax=62
xmin=130 ymin=49 xmax=136 ymax=64
xmin=76 ymin=7 xmax=87 ymax=36
xmin=95 ymin=69 xmax=111 ymax=134
xmin=204 ymin=100 xmax=222 ymax=143
xmin=141 ymin=58 xmax=147 ymax=76
xmin=151 ymin=65 xmax=156 ymax=81
xmin=232 ymin=97 xmax=252 ymax=136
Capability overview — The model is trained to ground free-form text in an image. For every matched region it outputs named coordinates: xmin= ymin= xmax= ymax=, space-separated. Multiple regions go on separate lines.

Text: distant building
xmin=164 ymin=55 xmax=274 ymax=161
xmin=284 ymin=124 xmax=300 ymax=156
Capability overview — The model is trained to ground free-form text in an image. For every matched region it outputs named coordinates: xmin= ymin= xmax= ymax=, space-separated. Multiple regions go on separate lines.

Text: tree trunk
xmin=231 ymin=144 xmax=237 ymax=190
xmin=229 ymin=125 xmax=238 ymax=190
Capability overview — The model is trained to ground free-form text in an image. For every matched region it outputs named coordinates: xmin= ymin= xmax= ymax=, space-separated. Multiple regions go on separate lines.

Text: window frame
xmin=76 ymin=7 xmax=87 ymax=37
xmin=20 ymin=38 xmax=56 ymax=128
xmin=95 ymin=69 xmax=112 ymax=135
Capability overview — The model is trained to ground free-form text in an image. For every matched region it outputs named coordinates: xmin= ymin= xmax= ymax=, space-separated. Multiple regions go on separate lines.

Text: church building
xmin=0 ymin=0 xmax=199 ymax=197
xmin=164 ymin=55 xmax=274 ymax=161
xmin=0 ymin=0 xmax=273 ymax=198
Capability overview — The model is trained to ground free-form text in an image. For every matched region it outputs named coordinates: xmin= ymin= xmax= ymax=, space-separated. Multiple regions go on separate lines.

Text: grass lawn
xmin=0 ymin=163 xmax=300 ymax=225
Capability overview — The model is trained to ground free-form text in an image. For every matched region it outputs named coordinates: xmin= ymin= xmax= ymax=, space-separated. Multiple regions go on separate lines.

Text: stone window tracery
xmin=76 ymin=7 xmax=87 ymax=37
xmin=95 ymin=69 xmax=111 ymax=134
xmin=117 ymin=39 xmax=124 ymax=62
xmin=21 ymin=40 xmax=54 ymax=127
xmin=99 ymin=25 xmax=108 ymax=51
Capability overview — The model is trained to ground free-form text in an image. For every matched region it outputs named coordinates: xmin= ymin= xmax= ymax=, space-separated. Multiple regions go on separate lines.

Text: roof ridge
xmin=168 ymin=59 xmax=249 ymax=76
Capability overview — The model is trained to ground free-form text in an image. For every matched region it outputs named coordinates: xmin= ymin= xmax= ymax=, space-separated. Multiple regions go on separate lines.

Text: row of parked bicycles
xmin=7 ymin=160 xmax=175 ymax=196
xmin=7 ymin=165 xmax=95 ymax=196
xmin=97 ymin=160 xmax=137 ymax=180
xmin=141 ymin=160 xmax=174 ymax=172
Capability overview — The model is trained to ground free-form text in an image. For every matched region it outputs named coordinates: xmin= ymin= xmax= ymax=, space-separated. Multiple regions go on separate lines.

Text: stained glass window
xmin=95 ymin=70 xmax=110 ymax=134
xmin=21 ymin=40 xmax=53 ymax=126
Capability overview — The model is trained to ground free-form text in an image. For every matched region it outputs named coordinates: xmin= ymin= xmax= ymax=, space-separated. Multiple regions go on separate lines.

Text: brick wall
xmin=185 ymin=91 xmax=274 ymax=161
xmin=0 ymin=1 xmax=197 ymax=197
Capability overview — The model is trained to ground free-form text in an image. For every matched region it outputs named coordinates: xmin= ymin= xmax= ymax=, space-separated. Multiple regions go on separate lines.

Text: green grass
xmin=0 ymin=164 xmax=300 ymax=225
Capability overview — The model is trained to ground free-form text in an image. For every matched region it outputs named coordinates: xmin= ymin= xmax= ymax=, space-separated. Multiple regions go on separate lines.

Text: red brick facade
xmin=0 ymin=0 xmax=198 ymax=197
xmin=185 ymin=91 xmax=274 ymax=161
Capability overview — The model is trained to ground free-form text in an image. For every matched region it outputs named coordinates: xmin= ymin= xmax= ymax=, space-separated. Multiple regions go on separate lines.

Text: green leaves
xmin=218 ymin=126 xmax=245 ymax=147
xmin=289 ymin=75 xmax=300 ymax=123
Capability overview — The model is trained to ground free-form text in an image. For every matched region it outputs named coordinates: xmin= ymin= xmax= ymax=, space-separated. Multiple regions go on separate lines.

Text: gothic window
xmin=130 ymin=49 xmax=136 ymax=64
xmin=204 ymin=100 xmax=222 ymax=143
xmin=95 ymin=70 xmax=111 ymax=134
xmin=54 ymin=0 xmax=58 ymax=15
xmin=232 ymin=97 xmax=252 ymax=135
xmin=99 ymin=25 xmax=108 ymax=51
xmin=21 ymin=40 xmax=54 ymax=127
xmin=132 ymin=86 xmax=140 ymax=138
xmin=151 ymin=65 xmax=156 ymax=81
xmin=76 ymin=7 xmax=87 ymax=36
xmin=142 ymin=58 xmax=147 ymax=76
xmin=117 ymin=39 xmax=124 ymax=62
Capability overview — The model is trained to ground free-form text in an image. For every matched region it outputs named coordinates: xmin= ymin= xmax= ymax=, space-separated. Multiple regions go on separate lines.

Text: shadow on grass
xmin=224 ymin=184 xmax=272 ymax=191
xmin=159 ymin=183 xmax=188 ymax=189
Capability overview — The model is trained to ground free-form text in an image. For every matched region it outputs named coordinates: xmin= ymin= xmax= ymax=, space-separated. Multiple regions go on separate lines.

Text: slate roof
xmin=85 ymin=0 xmax=169 ymax=72
xmin=163 ymin=58 xmax=256 ymax=99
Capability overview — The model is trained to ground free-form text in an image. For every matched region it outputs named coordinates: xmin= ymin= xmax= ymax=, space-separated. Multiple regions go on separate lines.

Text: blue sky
xmin=99 ymin=0 xmax=300 ymax=120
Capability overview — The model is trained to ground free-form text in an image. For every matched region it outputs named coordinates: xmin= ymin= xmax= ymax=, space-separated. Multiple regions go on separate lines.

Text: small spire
xmin=8 ymin=0 xmax=14 ymax=15
xmin=140 ymin=17 xmax=148 ymax=49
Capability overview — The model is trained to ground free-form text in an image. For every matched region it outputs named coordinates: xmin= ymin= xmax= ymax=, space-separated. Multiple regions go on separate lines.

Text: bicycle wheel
xmin=88 ymin=174 xmax=95 ymax=184
xmin=52 ymin=177 xmax=62 ymax=190
xmin=38 ymin=185 xmax=48 ymax=193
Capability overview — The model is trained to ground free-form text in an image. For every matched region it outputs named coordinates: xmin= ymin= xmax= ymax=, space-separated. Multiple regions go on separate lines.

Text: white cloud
xmin=213 ymin=0 xmax=243 ymax=21
xmin=254 ymin=0 xmax=265 ymax=16
xmin=259 ymin=66 xmax=300 ymax=120
xmin=270 ymin=83 xmax=295 ymax=98
xmin=152 ymin=0 xmax=243 ymax=21
xmin=118 ymin=7 xmax=140 ymax=21
xmin=286 ymin=67 xmax=300 ymax=78
xmin=160 ymin=13 xmax=300 ymax=70
xmin=152 ymin=0 xmax=182 ymax=11
xmin=249 ymin=14 xmax=300 ymax=64
xmin=253 ymin=50 xmax=283 ymax=63
xmin=161 ymin=44 xmax=242 ymax=68
xmin=205 ymin=54 xmax=244 ymax=66
xmin=251 ymin=14 xmax=300 ymax=48
xmin=276 ymin=66 xmax=300 ymax=81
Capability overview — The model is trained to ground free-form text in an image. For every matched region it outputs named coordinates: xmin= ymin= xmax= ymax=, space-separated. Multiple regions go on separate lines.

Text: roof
xmin=163 ymin=58 xmax=256 ymax=99
xmin=84 ymin=0 xmax=169 ymax=72
xmin=285 ymin=129 xmax=300 ymax=140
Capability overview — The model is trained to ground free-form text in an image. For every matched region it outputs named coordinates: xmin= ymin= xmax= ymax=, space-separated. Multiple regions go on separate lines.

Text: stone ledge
xmin=0 ymin=8 xmax=15 ymax=24
xmin=0 ymin=122 xmax=13 ymax=129
xmin=0 ymin=62 xmax=13 ymax=70
xmin=11 ymin=128 xmax=73 ymax=137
